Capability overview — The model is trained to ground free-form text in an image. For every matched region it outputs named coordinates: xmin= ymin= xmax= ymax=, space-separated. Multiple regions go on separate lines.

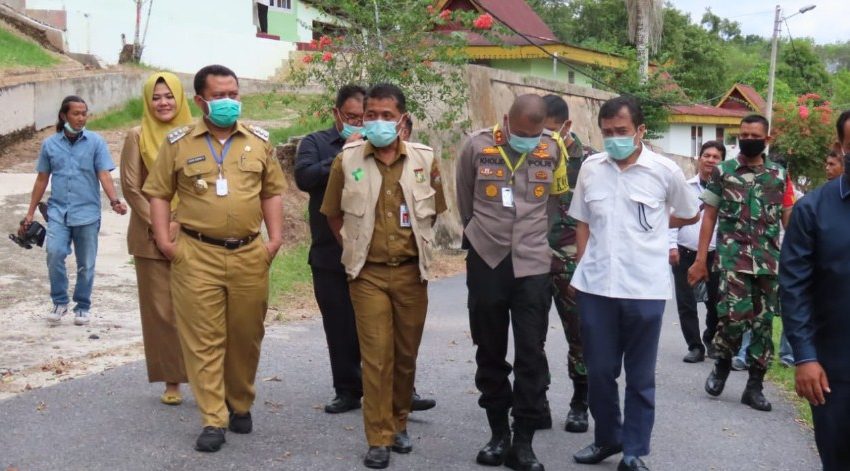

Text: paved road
xmin=0 ymin=276 xmax=819 ymax=470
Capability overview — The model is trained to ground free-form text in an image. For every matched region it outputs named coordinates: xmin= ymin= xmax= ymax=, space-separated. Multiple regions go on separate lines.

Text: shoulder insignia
xmin=166 ymin=126 xmax=191 ymax=144
xmin=535 ymin=142 xmax=549 ymax=151
xmin=493 ymin=129 xmax=506 ymax=146
xmin=532 ymin=150 xmax=550 ymax=159
xmin=482 ymin=146 xmax=500 ymax=155
xmin=248 ymin=124 xmax=269 ymax=142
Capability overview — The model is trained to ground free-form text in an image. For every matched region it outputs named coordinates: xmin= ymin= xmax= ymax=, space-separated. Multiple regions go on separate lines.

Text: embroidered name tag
xmin=187 ymin=156 xmax=206 ymax=165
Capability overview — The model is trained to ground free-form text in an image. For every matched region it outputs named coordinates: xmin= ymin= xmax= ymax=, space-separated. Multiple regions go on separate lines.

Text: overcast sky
xmin=671 ymin=0 xmax=846 ymax=44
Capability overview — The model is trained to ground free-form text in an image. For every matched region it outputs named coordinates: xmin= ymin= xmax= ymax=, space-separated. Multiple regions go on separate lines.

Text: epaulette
xmin=342 ymin=140 xmax=366 ymax=150
xmin=470 ymin=128 xmax=491 ymax=137
xmin=406 ymin=141 xmax=434 ymax=152
xmin=166 ymin=126 xmax=191 ymax=144
xmin=248 ymin=124 xmax=269 ymax=142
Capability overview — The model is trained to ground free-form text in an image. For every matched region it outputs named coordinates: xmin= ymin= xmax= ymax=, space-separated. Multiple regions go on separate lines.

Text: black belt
xmin=378 ymin=257 xmax=418 ymax=268
xmin=182 ymin=227 xmax=259 ymax=250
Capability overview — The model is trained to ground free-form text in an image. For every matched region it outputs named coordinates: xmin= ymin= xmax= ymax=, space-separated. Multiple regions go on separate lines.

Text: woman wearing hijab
xmin=120 ymin=72 xmax=192 ymax=405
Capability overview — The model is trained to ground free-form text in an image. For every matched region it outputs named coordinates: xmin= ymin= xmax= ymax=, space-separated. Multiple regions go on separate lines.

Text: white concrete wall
xmin=25 ymin=0 xmax=297 ymax=79
xmin=0 ymin=83 xmax=36 ymax=135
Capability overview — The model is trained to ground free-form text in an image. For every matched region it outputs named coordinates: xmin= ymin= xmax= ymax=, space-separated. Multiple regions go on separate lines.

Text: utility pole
xmin=765 ymin=5 xmax=781 ymax=131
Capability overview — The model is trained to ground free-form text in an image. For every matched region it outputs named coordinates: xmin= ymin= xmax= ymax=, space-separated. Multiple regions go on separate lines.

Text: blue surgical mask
xmin=204 ymin=98 xmax=241 ymax=128
xmin=363 ymin=118 xmax=400 ymax=148
xmin=604 ymin=134 xmax=638 ymax=161
xmin=340 ymin=123 xmax=362 ymax=139
xmin=64 ymin=121 xmax=84 ymax=135
xmin=505 ymin=121 xmax=542 ymax=154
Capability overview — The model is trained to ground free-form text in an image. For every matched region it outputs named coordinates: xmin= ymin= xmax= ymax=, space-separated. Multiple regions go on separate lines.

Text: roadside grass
xmin=268 ymin=116 xmax=332 ymax=146
xmin=268 ymin=242 xmax=312 ymax=310
xmin=0 ymin=28 xmax=58 ymax=68
xmin=86 ymin=92 xmax=312 ymax=131
xmin=767 ymin=316 xmax=812 ymax=427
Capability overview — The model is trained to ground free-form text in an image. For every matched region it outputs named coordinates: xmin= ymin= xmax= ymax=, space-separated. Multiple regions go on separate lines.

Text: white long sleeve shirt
xmin=668 ymin=175 xmax=717 ymax=252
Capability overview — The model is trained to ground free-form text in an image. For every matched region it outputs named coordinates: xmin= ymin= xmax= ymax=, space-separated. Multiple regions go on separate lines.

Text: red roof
xmin=669 ymin=104 xmax=751 ymax=118
xmin=438 ymin=0 xmax=558 ymax=46
xmin=726 ymin=84 xmax=766 ymax=113
xmin=670 ymin=83 xmax=766 ymax=118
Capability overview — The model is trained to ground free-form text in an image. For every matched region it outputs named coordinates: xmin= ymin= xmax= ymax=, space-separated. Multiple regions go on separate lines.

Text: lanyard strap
xmin=492 ymin=124 xmax=526 ymax=182
xmin=205 ymin=134 xmax=234 ymax=169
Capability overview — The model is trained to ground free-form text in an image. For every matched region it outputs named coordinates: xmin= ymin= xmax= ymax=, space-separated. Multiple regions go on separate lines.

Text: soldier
xmin=321 ymin=83 xmax=446 ymax=469
xmin=542 ymin=94 xmax=590 ymax=433
xmin=143 ymin=64 xmax=286 ymax=452
xmin=688 ymin=114 xmax=794 ymax=412
xmin=456 ymin=94 xmax=568 ymax=471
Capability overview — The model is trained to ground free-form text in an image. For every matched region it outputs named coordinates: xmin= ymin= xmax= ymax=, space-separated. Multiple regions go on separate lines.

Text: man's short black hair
xmin=598 ymin=96 xmax=644 ymax=128
xmin=836 ymin=110 xmax=850 ymax=142
xmin=55 ymin=95 xmax=87 ymax=132
xmin=365 ymin=83 xmax=406 ymax=113
xmin=700 ymin=140 xmax=726 ymax=160
xmin=335 ymin=84 xmax=366 ymax=109
xmin=740 ymin=114 xmax=770 ymax=134
xmin=194 ymin=64 xmax=239 ymax=95
xmin=543 ymin=94 xmax=569 ymax=122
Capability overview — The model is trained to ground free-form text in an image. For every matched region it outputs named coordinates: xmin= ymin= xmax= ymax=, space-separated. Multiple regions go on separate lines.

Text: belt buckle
xmin=223 ymin=238 xmax=242 ymax=250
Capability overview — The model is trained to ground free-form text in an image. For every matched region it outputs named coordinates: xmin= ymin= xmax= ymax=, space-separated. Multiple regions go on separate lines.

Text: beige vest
xmin=338 ymin=140 xmax=438 ymax=281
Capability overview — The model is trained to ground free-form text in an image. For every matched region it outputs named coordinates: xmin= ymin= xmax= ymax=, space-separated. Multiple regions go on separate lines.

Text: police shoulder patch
xmin=166 ymin=126 xmax=191 ymax=144
xmin=248 ymin=124 xmax=269 ymax=142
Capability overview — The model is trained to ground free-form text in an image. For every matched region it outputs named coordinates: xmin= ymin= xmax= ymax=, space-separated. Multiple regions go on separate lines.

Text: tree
xmin=288 ymin=1 xmax=494 ymax=131
xmin=625 ymin=0 xmax=664 ymax=83
xmin=771 ymin=93 xmax=834 ymax=189
xmin=832 ymin=70 xmax=850 ymax=110
xmin=777 ymin=38 xmax=832 ymax=98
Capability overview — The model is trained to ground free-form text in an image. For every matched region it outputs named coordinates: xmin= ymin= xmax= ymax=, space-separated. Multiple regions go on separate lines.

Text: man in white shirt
xmin=569 ymin=97 xmax=699 ymax=471
xmin=668 ymin=141 xmax=724 ymax=363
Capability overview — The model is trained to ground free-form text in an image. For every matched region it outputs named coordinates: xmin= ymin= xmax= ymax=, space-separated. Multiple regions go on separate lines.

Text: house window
xmin=691 ymin=126 xmax=703 ymax=157
xmin=716 ymin=127 xmax=724 ymax=142
xmin=568 ymin=71 xmax=575 ymax=84
xmin=269 ymin=0 xmax=291 ymax=10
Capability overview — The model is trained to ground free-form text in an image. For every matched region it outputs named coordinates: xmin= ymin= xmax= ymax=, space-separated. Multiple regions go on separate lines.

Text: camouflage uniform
xmin=700 ymin=156 xmax=787 ymax=371
xmin=549 ymin=133 xmax=591 ymax=386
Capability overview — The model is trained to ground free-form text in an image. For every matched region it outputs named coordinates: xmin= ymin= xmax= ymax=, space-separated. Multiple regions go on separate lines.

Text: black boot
xmin=476 ymin=409 xmax=511 ymax=466
xmin=741 ymin=367 xmax=772 ymax=411
xmin=505 ymin=418 xmax=544 ymax=471
xmin=565 ymin=382 xmax=589 ymax=433
xmin=705 ymin=358 xmax=731 ymax=397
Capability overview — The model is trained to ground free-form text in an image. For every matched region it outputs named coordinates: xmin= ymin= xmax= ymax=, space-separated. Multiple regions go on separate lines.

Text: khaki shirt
xmin=321 ymin=141 xmax=447 ymax=264
xmin=120 ymin=126 xmax=166 ymax=259
xmin=456 ymin=126 xmax=562 ymax=278
xmin=143 ymin=119 xmax=286 ymax=239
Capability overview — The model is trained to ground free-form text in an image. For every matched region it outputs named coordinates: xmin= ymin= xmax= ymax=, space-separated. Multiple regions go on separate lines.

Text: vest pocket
xmin=340 ymin=189 xmax=367 ymax=216
xmin=412 ymin=186 xmax=436 ymax=218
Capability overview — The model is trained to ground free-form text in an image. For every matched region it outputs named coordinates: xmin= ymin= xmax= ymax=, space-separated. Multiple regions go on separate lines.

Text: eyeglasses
xmin=336 ymin=110 xmax=363 ymax=125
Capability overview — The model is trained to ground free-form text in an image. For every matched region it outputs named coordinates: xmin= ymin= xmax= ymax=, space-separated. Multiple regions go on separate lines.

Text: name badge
xmin=216 ymin=178 xmax=228 ymax=196
xmin=501 ymin=187 xmax=514 ymax=207
xmin=399 ymin=203 xmax=412 ymax=228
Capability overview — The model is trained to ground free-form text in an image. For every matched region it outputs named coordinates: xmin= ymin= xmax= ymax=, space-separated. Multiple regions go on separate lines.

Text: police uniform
xmin=456 ymin=125 xmax=565 ymax=426
xmin=142 ymin=119 xmax=286 ymax=428
xmin=320 ymin=140 xmax=446 ymax=447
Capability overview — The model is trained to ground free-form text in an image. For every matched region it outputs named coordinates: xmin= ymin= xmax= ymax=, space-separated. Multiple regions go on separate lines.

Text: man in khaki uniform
xmin=143 ymin=65 xmax=285 ymax=453
xmin=321 ymin=83 xmax=446 ymax=470
xmin=456 ymin=94 xmax=566 ymax=471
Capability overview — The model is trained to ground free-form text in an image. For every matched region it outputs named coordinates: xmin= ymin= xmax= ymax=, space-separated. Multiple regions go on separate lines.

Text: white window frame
xmin=268 ymin=0 xmax=292 ymax=11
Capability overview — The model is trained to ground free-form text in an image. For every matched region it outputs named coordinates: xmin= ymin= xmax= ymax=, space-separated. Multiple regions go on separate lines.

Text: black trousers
xmin=812 ymin=379 xmax=850 ymax=471
xmin=311 ymin=267 xmax=362 ymax=397
xmin=467 ymin=248 xmax=551 ymax=419
xmin=671 ymin=247 xmax=719 ymax=352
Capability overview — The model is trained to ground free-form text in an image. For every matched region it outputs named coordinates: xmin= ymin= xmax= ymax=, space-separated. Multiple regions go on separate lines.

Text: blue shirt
xmin=36 ymin=130 xmax=115 ymax=226
xmin=779 ymin=176 xmax=850 ymax=381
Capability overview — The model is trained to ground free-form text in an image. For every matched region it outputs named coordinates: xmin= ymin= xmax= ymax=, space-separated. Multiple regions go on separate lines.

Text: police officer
xmin=456 ymin=94 xmax=567 ymax=471
xmin=689 ymin=114 xmax=793 ymax=412
xmin=143 ymin=64 xmax=286 ymax=452
xmin=321 ymin=83 xmax=446 ymax=469
xmin=542 ymin=94 xmax=590 ymax=433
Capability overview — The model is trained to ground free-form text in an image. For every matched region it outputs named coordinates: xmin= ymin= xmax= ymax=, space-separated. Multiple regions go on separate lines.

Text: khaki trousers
xmin=170 ymin=234 xmax=270 ymax=428
xmin=134 ymin=257 xmax=187 ymax=384
xmin=348 ymin=262 xmax=428 ymax=446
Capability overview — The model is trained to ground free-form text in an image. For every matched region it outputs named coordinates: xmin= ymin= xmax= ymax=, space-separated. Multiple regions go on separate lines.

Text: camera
xmin=9 ymin=220 xmax=46 ymax=249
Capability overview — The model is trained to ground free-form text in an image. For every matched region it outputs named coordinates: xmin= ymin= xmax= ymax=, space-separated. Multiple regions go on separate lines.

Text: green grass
xmin=85 ymin=92 xmax=312 ymax=131
xmin=268 ymin=117 xmax=332 ymax=146
xmin=268 ymin=242 xmax=312 ymax=309
xmin=767 ymin=316 xmax=812 ymax=427
xmin=0 ymin=28 xmax=58 ymax=68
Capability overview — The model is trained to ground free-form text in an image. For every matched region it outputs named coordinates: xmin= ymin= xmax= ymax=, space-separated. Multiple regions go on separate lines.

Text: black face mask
xmin=738 ymin=139 xmax=766 ymax=158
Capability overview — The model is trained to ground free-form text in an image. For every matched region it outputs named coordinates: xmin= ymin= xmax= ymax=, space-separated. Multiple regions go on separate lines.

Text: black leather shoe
xmin=741 ymin=369 xmax=772 ymax=411
xmin=324 ymin=393 xmax=361 ymax=414
xmin=505 ymin=418 xmax=544 ymax=471
xmin=683 ymin=348 xmax=705 ymax=363
xmin=477 ymin=409 xmax=511 ymax=466
xmin=228 ymin=410 xmax=252 ymax=434
xmin=618 ymin=457 xmax=650 ymax=471
xmin=363 ymin=446 xmax=390 ymax=469
xmin=564 ymin=407 xmax=589 ymax=433
xmin=391 ymin=429 xmax=413 ymax=453
xmin=573 ymin=443 xmax=623 ymax=464
xmin=195 ymin=426 xmax=226 ymax=452
xmin=411 ymin=391 xmax=436 ymax=411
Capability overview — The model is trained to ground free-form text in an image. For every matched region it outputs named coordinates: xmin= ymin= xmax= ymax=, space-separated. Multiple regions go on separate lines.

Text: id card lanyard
xmin=492 ymin=125 xmax=527 ymax=185
xmin=205 ymin=134 xmax=234 ymax=196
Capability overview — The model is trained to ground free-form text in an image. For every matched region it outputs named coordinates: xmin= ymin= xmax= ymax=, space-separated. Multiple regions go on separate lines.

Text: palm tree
xmin=626 ymin=0 xmax=664 ymax=83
